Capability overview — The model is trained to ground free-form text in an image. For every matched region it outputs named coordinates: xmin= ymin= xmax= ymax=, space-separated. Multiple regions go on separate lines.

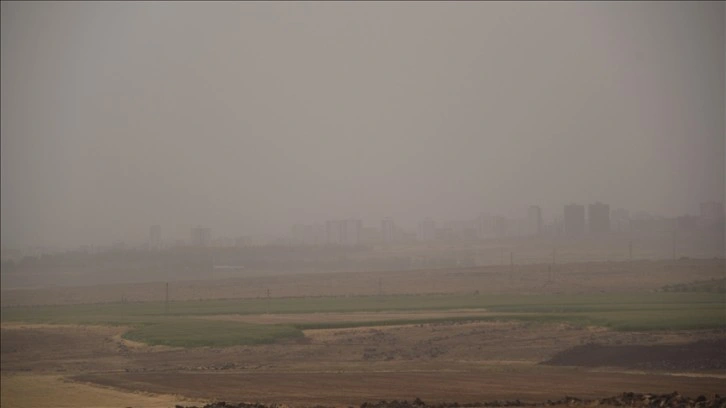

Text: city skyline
xmin=7 ymin=199 xmax=720 ymax=253
xmin=2 ymin=2 xmax=724 ymax=250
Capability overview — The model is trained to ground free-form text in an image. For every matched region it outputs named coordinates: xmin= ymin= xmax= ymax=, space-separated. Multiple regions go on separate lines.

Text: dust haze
xmin=1 ymin=2 xmax=726 ymax=408
xmin=2 ymin=1 xmax=724 ymax=249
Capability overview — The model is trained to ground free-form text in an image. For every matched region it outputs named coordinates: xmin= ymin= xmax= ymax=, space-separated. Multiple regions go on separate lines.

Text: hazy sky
xmin=2 ymin=1 xmax=724 ymax=248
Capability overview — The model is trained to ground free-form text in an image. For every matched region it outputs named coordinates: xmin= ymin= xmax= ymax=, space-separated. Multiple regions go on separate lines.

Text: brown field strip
xmin=73 ymin=369 xmax=726 ymax=407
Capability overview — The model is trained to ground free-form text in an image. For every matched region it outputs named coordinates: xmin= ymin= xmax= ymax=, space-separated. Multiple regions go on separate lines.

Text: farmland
xmin=2 ymin=291 xmax=725 ymax=347
xmin=1 ymin=258 xmax=725 ymax=407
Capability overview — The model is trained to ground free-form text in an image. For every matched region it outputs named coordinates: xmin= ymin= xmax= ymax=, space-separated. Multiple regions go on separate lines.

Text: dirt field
xmin=544 ymin=339 xmax=726 ymax=370
xmin=74 ymin=370 xmax=726 ymax=407
xmin=0 ymin=374 xmax=203 ymax=408
xmin=2 ymin=320 xmax=725 ymax=407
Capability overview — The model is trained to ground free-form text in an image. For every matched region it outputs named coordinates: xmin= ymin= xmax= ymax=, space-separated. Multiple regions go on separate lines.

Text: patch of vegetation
xmin=122 ymin=319 xmax=303 ymax=347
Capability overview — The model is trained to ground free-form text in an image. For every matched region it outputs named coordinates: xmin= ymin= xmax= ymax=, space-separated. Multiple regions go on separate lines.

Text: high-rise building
xmin=326 ymin=219 xmax=361 ymax=246
xmin=417 ymin=218 xmax=436 ymax=241
xmin=563 ymin=204 xmax=585 ymax=236
xmin=149 ymin=225 xmax=161 ymax=249
xmin=381 ymin=217 xmax=395 ymax=243
xmin=588 ymin=202 xmax=610 ymax=234
xmin=527 ymin=206 xmax=542 ymax=236
xmin=190 ymin=227 xmax=212 ymax=247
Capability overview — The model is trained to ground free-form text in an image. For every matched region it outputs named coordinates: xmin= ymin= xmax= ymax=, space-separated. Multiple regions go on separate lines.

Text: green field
xmin=123 ymin=319 xmax=304 ymax=347
xmin=2 ymin=292 xmax=724 ymax=347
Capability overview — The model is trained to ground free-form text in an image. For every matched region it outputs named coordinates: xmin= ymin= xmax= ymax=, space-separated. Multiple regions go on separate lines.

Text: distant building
xmin=527 ymin=206 xmax=542 ymax=236
xmin=417 ymin=218 xmax=436 ymax=241
xmin=190 ymin=227 xmax=212 ymax=247
xmin=563 ymin=204 xmax=585 ymax=236
xmin=325 ymin=219 xmax=361 ymax=246
xmin=381 ymin=218 xmax=396 ymax=244
xmin=588 ymin=202 xmax=610 ymax=234
xmin=149 ymin=225 xmax=161 ymax=249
